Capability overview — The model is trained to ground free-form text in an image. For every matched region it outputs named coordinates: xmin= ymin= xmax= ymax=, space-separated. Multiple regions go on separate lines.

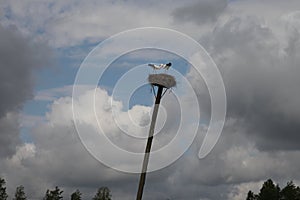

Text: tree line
xmin=246 ymin=179 xmax=300 ymax=200
xmin=2 ymin=177 xmax=300 ymax=200
xmin=0 ymin=177 xmax=111 ymax=200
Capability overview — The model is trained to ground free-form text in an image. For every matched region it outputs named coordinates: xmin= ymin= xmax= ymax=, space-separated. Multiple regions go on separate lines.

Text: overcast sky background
xmin=1 ymin=0 xmax=300 ymax=199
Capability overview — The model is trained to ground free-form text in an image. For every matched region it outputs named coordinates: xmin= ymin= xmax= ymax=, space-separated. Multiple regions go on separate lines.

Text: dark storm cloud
xmin=200 ymin=16 xmax=300 ymax=151
xmin=0 ymin=24 xmax=50 ymax=157
xmin=0 ymin=113 xmax=20 ymax=158
xmin=172 ymin=0 xmax=228 ymax=25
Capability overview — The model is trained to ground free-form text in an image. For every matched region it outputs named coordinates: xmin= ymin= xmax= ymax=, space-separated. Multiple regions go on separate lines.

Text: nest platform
xmin=148 ymin=73 xmax=176 ymax=89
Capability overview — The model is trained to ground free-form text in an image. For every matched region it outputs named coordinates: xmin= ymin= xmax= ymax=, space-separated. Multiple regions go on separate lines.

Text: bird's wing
xmin=148 ymin=64 xmax=161 ymax=69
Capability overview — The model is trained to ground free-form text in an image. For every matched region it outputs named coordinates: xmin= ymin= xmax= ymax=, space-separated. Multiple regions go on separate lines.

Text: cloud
xmin=227 ymin=181 xmax=263 ymax=200
xmin=188 ymin=14 xmax=300 ymax=151
xmin=0 ymin=25 xmax=48 ymax=117
xmin=172 ymin=0 xmax=228 ymax=25
xmin=0 ymin=0 xmax=219 ymax=47
xmin=1 ymin=0 xmax=171 ymax=47
xmin=0 ymin=113 xmax=21 ymax=158
xmin=0 ymin=24 xmax=50 ymax=158
xmin=179 ymin=6 xmax=300 ymax=198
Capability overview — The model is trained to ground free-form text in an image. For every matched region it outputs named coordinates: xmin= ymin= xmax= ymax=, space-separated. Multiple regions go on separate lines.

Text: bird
xmin=148 ymin=62 xmax=172 ymax=70
xmin=164 ymin=62 xmax=172 ymax=70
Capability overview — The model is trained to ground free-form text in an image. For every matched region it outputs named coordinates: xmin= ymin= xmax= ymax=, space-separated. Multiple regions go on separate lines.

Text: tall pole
xmin=136 ymin=85 xmax=164 ymax=200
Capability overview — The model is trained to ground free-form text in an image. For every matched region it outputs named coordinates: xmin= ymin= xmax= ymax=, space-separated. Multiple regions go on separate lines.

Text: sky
xmin=1 ymin=0 xmax=300 ymax=199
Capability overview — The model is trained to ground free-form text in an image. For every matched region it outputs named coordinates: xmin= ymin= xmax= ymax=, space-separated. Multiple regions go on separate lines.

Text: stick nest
xmin=148 ymin=73 xmax=176 ymax=89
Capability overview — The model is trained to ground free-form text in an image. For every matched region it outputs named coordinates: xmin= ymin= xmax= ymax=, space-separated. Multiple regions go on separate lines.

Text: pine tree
xmin=246 ymin=179 xmax=300 ymax=200
xmin=43 ymin=186 xmax=63 ymax=200
xmin=71 ymin=189 xmax=81 ymax=200
xmin=280 ymin=181 xmax=300 ymax=200
xmin=13 ymin=185 xmax=26 ymax=200
xmin=0 ymin=178 xmax=8 ymax=200
xmin=92 ymin=187 xmax=111 ymax=200
xmin=258 ymin=179 xmax=280 ymax=200
xmin=246 ymin=190 xmax=258 ymax=200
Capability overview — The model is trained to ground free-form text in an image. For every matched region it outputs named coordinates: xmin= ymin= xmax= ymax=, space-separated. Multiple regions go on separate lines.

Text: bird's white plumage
xmin=148 ymin=62 xmax=172 ymax=70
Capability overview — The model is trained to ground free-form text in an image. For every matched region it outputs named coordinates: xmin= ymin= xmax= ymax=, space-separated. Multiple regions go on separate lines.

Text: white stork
xmin=148 ymin=62 xmax=172 ymax=70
